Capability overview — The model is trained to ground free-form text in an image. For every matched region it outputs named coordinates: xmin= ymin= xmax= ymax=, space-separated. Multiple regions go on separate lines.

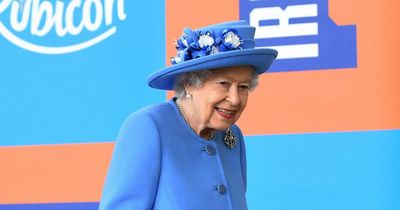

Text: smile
xmin=215 ymin=107 xmax=236 ymax=120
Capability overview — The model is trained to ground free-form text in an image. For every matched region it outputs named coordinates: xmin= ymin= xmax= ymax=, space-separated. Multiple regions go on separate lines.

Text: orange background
xmin=0 ymin=143 xmax=113 ymax=203
xmin=167 ymin=0 xmax=400 ymax=135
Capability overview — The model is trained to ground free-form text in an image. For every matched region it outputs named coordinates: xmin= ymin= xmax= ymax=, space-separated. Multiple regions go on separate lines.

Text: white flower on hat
xmin=210 ymin=46 xmax=219 ymax=55
xmin=174 ymin=55 xmax=182 ymax=64
xmin=180 ymin=37 xmax=188 ymax=47
xmin=171 ymin=50 xmax=184 ymax=64
xmin=224 ymin=31 xmax=241 ymax=48
xmin=198 ymin=32 xmax=214 ymax=48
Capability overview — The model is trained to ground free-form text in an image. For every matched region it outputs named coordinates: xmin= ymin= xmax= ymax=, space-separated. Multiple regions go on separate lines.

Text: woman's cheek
xmin=235 ymin=106 xmax=246 ymax=121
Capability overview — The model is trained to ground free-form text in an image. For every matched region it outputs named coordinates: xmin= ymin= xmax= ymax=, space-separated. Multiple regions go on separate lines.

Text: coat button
xmin=202 ymin=145 xmax=215 ymax=155
xmin=216 ymin=184 xmax=226 ymax=194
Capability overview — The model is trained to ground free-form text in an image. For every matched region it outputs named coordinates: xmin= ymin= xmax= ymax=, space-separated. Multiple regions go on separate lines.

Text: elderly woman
xmin=99 ymin=20 xmax=277 ymax=210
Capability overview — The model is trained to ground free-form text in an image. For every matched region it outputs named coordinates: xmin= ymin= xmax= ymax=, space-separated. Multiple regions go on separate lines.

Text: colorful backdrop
xmin=1 ymin=0 xmax=399 ymax=209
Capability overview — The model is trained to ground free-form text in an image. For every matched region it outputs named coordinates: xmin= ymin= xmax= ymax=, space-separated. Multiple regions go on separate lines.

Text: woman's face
xmin=187 ymin=66 xmax=254 ymax=131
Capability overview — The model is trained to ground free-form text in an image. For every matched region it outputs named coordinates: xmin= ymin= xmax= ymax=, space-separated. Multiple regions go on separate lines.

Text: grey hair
xmin=174 ymin=70 xmax=213 ymax=98
xmin=174 ymin=68 xmax=259 ymax=99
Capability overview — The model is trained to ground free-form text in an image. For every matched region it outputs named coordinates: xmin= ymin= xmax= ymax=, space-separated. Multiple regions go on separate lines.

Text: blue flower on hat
xmin=170 ymin=27 xmax=243 ymax=65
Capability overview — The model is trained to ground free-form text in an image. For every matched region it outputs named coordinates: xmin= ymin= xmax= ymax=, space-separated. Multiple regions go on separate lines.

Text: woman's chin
xmin=210 ymin=121 xmax=234 ymax=131
xmin=209 ymin=111 xmax=240 ymax=130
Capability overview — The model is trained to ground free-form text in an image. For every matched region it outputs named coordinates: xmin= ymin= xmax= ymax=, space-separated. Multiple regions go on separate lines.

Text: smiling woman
xmin=176 ymin=66 xmax=256 ymax=140
xmin=99 ymin=20 xmax=278 ymax=210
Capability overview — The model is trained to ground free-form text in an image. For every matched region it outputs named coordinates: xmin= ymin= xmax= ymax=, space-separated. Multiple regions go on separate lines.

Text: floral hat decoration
xmin=147 ymin=20 xmax=278 ymax=90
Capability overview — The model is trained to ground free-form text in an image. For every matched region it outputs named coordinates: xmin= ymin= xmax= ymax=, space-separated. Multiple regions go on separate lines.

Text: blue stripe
xmin=0 ymin=202 xmax=98 ymax=210
xmin=246 ymin=129 xmax=400 ymax=210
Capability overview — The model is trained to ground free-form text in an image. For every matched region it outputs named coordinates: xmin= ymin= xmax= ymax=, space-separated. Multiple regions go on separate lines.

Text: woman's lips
xmin=215 ymin=107 xmax=235 ymax=120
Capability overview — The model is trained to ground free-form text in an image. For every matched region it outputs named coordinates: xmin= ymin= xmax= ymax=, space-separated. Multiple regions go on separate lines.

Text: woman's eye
xmin=239 ymin=85 xmax=250 ymax=91
xmin=218 ymin=81 xmax=230 ymax=87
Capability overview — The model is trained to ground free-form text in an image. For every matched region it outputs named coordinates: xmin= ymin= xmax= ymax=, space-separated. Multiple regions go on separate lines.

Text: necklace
xmin=176 ymin=99 xmax=214 ymax=140
xmin=176 ymin=99 xmax=190 ymax=126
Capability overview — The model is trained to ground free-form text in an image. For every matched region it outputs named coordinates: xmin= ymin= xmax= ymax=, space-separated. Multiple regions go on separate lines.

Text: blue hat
xmin=147 ymin=20 xmax=278 ymax=90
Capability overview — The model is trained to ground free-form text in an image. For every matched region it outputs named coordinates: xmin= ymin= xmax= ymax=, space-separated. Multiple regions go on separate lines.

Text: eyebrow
xmin=214 ymin=75 xmax=252 ymax=82
xmin=214 ymin=78 xmax=251 ymax=84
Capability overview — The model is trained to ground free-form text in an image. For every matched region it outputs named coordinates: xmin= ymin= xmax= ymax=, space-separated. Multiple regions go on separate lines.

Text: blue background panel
xmin=240 ymin=0 xmax=357 ymax=72
xmin=247 ymin=129 xmax=400 ymax=210
xmin=0 ymin=0 xmax=166 ymax=146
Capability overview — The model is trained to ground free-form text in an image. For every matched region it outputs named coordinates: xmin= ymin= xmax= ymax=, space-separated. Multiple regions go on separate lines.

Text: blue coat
xmin=99 ymin=99 xmax=248 ymax=210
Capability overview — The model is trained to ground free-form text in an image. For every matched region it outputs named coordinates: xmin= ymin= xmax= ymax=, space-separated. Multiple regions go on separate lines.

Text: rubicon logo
xmin=0 ymin=0 xmax=127 ymax=54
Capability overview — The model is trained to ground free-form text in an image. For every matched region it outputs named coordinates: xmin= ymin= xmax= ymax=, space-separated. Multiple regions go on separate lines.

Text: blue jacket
xmin=99 ymin=99 xmax=248 ymax=210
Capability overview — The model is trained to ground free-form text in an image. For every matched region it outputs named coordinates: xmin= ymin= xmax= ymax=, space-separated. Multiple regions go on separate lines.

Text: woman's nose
xmin=226 ymin=86 xmax=240 ymax=106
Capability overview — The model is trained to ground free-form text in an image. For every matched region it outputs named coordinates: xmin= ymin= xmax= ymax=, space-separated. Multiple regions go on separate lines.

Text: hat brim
xmin=147 ymin=48 xmax=278 ymax=90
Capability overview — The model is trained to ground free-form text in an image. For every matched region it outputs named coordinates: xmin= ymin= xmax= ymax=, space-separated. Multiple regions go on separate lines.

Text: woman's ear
xmin=184 ymin=84 xmax=193 ymax=99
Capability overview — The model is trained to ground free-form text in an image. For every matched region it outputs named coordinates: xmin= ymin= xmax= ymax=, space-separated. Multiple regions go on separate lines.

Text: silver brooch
xmin=223 ymin=129 xmax=236 ymax=149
